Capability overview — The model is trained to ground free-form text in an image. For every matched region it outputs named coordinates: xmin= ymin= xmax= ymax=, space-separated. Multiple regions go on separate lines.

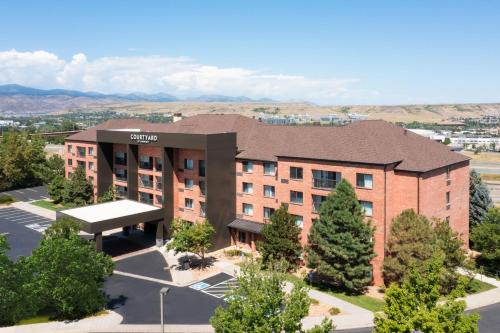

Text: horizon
xmin=0 ymin=1 xmax=499 ymax=105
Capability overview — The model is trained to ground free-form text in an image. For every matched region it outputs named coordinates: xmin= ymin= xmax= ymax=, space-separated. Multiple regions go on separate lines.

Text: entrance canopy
xmin=58 ymin=199 xmax=163 ymax=234
xmin=228 ymin=218 xmax=264 ymax=234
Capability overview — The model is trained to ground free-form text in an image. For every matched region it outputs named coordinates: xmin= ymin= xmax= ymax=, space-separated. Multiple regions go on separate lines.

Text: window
xmin=242 ymin=182 xmax=253 ymax=194
xmin=263 ymin=207 xmax=275 ymax=219
xmin=445 ymin=216 xmax=450 ymax=223
xmin=155 ymin=195 xmax=163 ymax=205
xmin=139 ymin=192 xmax=153 ymax=204
xmin=156 ymin=176 xmax=162 ymax=190
xmin=116 ymin=185 xmax=127 ymax=197
xmin=139 ymin=156 xmax=153 ymax=169
xmin=263 ymin=185 xmax=275 ymax=198
xmin=88 ymin=147 xmax=94 ymax=156
xmin=238 ymin=231 xmax=247 ymax=243
xmin=242 ymin=161 xmax=253 ymax=173
xmin=139 ymin=174 xmax=153 ymax=188
xmin=446 ymin=192 xmax=450 ymax=207
xmin=77 ymin=146 xmax=86 ymax=157
xmin=199 ymin=180 xmax=206 ymax=196
xmin=185 ymin=178 xmax=194 ymax=189
xmin=200 ymin=202 xmax=206 ymax=217
xmin=359 ymin=201 xmax=373 ymax=217
xmin=88 ymin=161 xmax=94 ymax=170
xmin=312 ymin=195 xmax=327 ymax=213
xmin=68 ymin=159 xmax=73 ymax=166
xmin=67 ymin=145 xmax=73 ymax=153
xmin=185 ymin=198 xmax=194 ymax=209
xmin=77 ymin=160 xmax=85 ymax=168
xmin=446 ymin=167 xmax=451 ymax=180
xmin=184 ymin=159 xmax=194 ymax=170
xmin=156 ymin=158 xmax=163 ymax=171
xmin=293 ymin=215 xmax=304 ymax=229
xmin=356 ymin=173 xmax=373 ymax=189
xmin=312 ymin=170 xmax=341 ymax=189
xmin=290 ymin=167 xmax=303 ymax=180
xmin=199 ymin=160 xmax=206 ymax=177
xmin=115 ymin=152 xmax=127 ymax=165
xmin=243 ymin=203 xmax=253 ymax=216
xmin=115 ymin=168 xmax=127 ymax=181
xmin=88 ymin=176 xmax=94 ymax=185
xmin=264 ymin=162 xmax=276 ymax=175
xmin=290 ymin=191 xmax=304 ymax=204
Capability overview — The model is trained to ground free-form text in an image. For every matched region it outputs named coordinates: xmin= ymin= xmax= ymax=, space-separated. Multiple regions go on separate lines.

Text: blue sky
xmin=0 ymin=0 xmax=499 ymax=105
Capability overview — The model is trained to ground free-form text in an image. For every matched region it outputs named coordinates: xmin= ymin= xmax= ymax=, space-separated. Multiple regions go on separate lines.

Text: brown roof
xmin=67 ymin=115 xmax=469 ymax=172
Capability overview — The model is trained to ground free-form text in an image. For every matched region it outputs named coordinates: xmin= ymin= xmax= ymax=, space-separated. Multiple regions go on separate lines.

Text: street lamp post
xmin=160 ymin=287 xmax=170 ymax=333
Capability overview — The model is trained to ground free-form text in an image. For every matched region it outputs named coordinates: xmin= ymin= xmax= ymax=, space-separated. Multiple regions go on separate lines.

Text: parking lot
xmin=190 ymin=275 xmax=237 ymax=299
xmin=0 ymin=206 xmax=53 ymax=259
xmin=0 ymin=185 xmax=49 ymax=202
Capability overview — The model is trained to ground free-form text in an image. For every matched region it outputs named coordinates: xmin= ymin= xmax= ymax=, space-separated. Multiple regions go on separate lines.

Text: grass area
xmin=462 ymin=151 xmax=500 ymax=163
xmin=0 ymin=194 xmax=16 ymax=205
xmin=467 ymin=278 xmax=496 ymax=294
xmin=16 ymin=315 xmax=51 ymax=325
xmin=30 ymin=200 xmax=65 ymax=211
xmin=480 ymin=173 xmax=500 ymax=181
xmin=285 ymin=274 xmax=385 ymax=312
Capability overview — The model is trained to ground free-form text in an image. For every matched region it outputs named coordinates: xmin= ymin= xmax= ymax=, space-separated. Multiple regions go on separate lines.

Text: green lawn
xmin=467 ymin=278 xmax=496 ymax=295
xmin=285 ymin=274 xmax=386 ymax=312
xmin=16 ymin=315 xmax=51 ymax=325
xmin=30 ymin=200 xmax=65 ymax=211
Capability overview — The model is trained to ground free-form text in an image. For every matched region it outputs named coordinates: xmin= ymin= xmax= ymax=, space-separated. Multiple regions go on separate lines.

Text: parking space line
xmin=200 ymin=278 xmax=237 ymax=299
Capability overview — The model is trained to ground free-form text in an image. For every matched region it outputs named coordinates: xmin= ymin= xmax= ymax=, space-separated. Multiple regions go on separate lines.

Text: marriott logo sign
xmin=130 ymin=133 xmax=158 ymax=144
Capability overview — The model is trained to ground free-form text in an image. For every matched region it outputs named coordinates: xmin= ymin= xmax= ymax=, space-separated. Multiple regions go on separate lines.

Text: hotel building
xmin=64 ymin=115 xmax=470 ymax=285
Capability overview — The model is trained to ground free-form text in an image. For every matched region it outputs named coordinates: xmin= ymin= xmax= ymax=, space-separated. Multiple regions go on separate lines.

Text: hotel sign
xmin=130 ymin=133 xmax=158 ymax=144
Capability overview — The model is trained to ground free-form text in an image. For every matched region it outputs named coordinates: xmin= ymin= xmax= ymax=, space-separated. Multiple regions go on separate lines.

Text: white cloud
xmin=0 ymin=49 xmax=364 ymax=103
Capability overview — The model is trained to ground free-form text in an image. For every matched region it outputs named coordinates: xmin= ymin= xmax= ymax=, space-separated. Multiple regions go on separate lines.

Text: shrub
xmin=0 ymin=194 xmax=15 ymax=205
xmin=328 ymin=307 xmax=341 ymax=315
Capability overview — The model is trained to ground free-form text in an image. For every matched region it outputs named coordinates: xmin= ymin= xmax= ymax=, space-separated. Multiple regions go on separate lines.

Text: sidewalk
xmin=11 ymin=201 xmax=56 ymax=220
xmin=458 ymin=269 xmax=500 ymax=310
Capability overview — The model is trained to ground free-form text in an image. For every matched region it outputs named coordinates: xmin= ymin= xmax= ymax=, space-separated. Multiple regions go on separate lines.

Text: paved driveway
xmin=0 ymin=207 xmax=53 ymax=259
xmin=0 ymin=185 xmax=48 ymax=202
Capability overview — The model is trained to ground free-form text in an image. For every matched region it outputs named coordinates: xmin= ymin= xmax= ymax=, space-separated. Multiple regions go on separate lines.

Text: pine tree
xmin=470 ymin=169 xmax=493 ymax=227
xmin=62 ymin=166 xmax=93 ymax=206
xmin=306 ymin=179 xmax=375 ymax=294
xmin=257 ymin=204 xmax=302 ymax=269
xmin=383 ymin=209 xmax=435 ymax=286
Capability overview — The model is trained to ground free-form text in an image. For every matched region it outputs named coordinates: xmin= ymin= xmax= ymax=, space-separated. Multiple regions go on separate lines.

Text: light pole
xmin=160 ymin=287 xmax=170 ymax=333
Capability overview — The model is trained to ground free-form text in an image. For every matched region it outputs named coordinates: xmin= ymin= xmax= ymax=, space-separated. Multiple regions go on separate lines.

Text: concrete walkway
xmin=160 ymin=248 xmax=195 ymax=286
xmin=458 ymin=269 xmax=500 ymax=311
xmin=11 ymin=201 xmax=56 ymax=220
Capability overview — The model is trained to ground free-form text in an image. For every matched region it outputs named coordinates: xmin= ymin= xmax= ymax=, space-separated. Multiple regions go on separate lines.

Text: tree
xmin=167 ymin=218 xmax=215 ymax=268
xmin=62 ymin=166 xmax=93 ymax=206
xmin=470 ymin=208 xmax=500 ymax=275
xmin=257 ymin=204 xmax=302 ymax=269
xmin=443 ymin=137 xmax=451 ymax=145
xmin=375 ymin=254 xmax=479 ymax=333
xmin=48 ymin=175 xmax=67 ymax=204
xmin=0 ymin=236 xmax=35 ymax=325
xmin=383 ymin=210 xmax=435 ymax=286
xmin=97 ymin=185 xmax=116 ymax=203
xmin=469 ymin=169 xmax=493 ymax=227
xmin=307 ymin=179 xmax=375 ymax=294
xmin=210 ymin=260 xmax=333 ymax=333
xmin=39 ymin=155 xmax=65 ymax=184
xmin=433 ymin=219 xmax=468 ymax=293
xmin=26 ymin=230 xmax=114 ymax=319
xmin=44 ymin=217 xmax=83 ymax=240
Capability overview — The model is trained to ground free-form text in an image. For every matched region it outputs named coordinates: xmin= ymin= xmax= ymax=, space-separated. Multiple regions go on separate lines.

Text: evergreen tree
xmin=383 ymin=209 xmax=435 ymax=286
xmin=257 ymin=204 xmax=302 ymax=269
xmin=62 ymin=166 xmax=93 ymax=206
xmin=307 ymin=179 xmax=375 ymax=294
xmin=97 ymin=185 xmax=116 ymax=203
xmin=48 ymin=175 xmax=67 ymax=204
xmin=469 ymin=169 xmax=493 ymax=227
xmin=375 ymin=254 xmax=479 ymax=333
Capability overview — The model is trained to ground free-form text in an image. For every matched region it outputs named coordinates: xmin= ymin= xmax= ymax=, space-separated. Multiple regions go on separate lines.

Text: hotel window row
xmin=183 ymin=159 xmax=205 ymax=177
xmin=241 ymin=161 xmax=276 ymax=176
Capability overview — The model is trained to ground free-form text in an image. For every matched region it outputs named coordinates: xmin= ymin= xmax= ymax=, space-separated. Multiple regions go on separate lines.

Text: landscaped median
xmin=30 ymin=199 xmax=65 ymax=211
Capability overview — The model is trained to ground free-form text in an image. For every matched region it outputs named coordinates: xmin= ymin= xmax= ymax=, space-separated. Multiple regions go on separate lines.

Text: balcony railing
xmin=116 ymin=189 xmax=127 ymax=198
xmin=156 ymin=182 xmax=163 ymax=190
xmin=312 ymin=178 xmax=336 ymax=189
xmin=139 ymin=180 xmax=153 ymax=189
xmin=139 ymin=162 xmax=153 ymax=170
xmin=116 ymin=175 xmax=127 ymax=182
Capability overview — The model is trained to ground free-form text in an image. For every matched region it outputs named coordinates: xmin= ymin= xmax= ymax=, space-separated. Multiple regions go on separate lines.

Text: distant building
xmin=348 ymin=113 xmax=368 ymax=122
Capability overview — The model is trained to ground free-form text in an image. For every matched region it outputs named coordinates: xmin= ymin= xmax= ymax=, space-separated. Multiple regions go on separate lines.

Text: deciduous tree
xmin=258 ymin=204 xmax=302 ymax=269
xmin=210 ymin=260 xmax=333 ymax=333
xmin=375 ymin=254 xmax=479 ymax=333
xmin=471 ymin=207 xmax=500 ymax=276
xmin=307 ymin=179 xmax=375 ymax=294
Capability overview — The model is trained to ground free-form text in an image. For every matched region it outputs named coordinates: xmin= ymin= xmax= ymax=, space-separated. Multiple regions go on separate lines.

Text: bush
xmin=0 ymin=194 xmax=15 ymax=205
xmin=328 ymin=307 xmax=341 ymax=315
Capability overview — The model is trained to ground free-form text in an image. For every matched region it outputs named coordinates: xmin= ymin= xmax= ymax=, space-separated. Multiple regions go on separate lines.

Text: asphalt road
xmin=0 ymin=185 xmax=48 ymax=202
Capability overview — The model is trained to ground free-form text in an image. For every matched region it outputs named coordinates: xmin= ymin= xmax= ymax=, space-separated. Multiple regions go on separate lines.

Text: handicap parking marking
xmin=189 ymin=281 xmax=211 ymax=290
xmin=201 ymin=278 xmax=237 ymax=299
xmin=25 ymin=223 xmax=51 ymax=233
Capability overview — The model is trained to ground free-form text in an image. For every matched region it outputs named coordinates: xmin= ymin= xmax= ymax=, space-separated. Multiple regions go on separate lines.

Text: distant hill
xmin=0 ymin=84 xmax=277 ymax=115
